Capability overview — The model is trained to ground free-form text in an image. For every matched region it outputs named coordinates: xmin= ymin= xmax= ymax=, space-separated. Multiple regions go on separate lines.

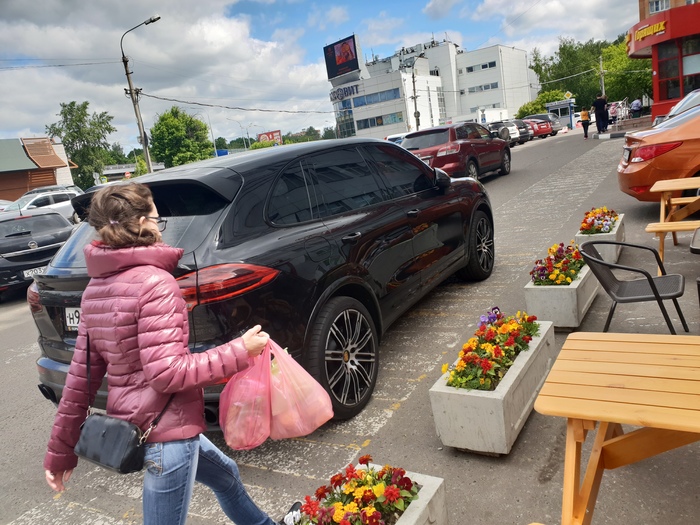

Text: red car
xmin=401 ymin=122 xmax=511 ymax=179
xmin=523 ymin=118 xmax=553 ymax=139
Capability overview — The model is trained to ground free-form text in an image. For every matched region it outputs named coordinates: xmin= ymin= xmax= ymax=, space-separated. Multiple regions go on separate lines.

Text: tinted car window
xmin=364 ymin=144 xmax=434 ymax=198
xmin=402 ymin=129 xmax=450 ymax=150
xmin=0 ymin=213 xmax=69 ymax=237
xmin=32 ymin=196 xmax=51 ymax=207
xmin=268 ymin=162 xmax=315 ymax=225
xmin=455 ymin=125 xmax=469 ymax=140
xmin=309 ymin=148 xmax=384 ymax=217
xmin=53 ymin=193 xmax=70 ymax=203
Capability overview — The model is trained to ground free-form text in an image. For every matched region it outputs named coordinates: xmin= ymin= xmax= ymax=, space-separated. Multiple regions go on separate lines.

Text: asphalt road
xmin=2 ymin=128 xmax=699 ymax=524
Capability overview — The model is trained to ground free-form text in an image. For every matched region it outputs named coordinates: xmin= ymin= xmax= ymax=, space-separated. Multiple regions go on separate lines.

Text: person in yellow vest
xmin=580 ymin=106 xmax=591 ymax=140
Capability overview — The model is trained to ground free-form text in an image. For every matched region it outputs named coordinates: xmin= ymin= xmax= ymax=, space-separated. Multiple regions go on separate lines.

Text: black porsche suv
xmin=29 ymin=138 xmax=495 ymax=424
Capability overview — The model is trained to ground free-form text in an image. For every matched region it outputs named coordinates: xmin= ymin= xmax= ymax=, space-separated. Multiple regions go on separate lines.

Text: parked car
xmin=22 ymin=184 xmax=84 ymax=196
xmin=1 ymin=189 xmax=81 ymax=223
xmin=653 ymin=89 xmax=700 ymax=126
xmin=401 ymin=122 xmax=511 ymax=179
xmin=29 ymin=138 xmax=495 ymax=424
xmin=523 ymin=118 xmax=553 ymax=139
xmin=507 ymin=119 xmax=531 ymax=144
xmin=0 ymin=200 xmax=11 ymax=212
xmin=486 ymin=121 xmax=520 ymax=148
xmin=384 ymin=132 xmax=409 ymax=145
xmin=522 ymin=113 xmax=562 ymax=136
xmin=617 ymin=104 xmax=700 ymax=202
xmin=0 ymin=209 xmax=74 ymax=297
xmin=574 ymin=112 xmax=597 ymax=124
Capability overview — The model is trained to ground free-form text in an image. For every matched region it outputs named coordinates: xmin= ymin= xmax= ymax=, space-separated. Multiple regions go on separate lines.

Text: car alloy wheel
xmin=307 ymin=297 xmax=378 ymax=419
xmin=466 ymin=160 xmax=478 ymax=179
xmin=499 ymin=150 xmax=511 ymax=176
xmin=457 ymin=210 xmax=494 ymax=281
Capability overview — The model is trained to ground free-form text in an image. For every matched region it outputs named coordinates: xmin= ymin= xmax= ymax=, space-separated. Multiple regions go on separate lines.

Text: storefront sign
xmin=635 ymin=21 xmax=666 ymax=41
xmin=330 ymin=85 xmax=359 ymax=101
xmin=258 ymin=130 xmax=282 ymax=144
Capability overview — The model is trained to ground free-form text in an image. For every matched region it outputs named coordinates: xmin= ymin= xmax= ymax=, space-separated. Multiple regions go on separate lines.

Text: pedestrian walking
xmin=43 ymin=183 xmax=300 ymax=525
xmin=631 ymin=97 xmax=642 ymax=118
xmin=580 ymin=107 xmax=591 ymax=139
xmin=592 ymin=93 xmax=608 ymax=134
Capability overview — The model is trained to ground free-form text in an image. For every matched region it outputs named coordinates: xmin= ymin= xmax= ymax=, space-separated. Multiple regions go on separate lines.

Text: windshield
xmin=655 ymin=104 xmax=700 ymax=129
xmin=0 ymin=214 xmax=69 ymax=237
xmin=668 ymin=90 xmax=700 ymax=118
xmin=2 ymin=195 xmax=35 ymax=212
xmin=401 ymin=130 xmax=450 ymax=150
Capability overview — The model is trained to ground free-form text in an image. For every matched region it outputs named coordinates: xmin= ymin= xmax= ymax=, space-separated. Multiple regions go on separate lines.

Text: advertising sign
xmin=257 ymin=130 xmax=282 ymax=144
xmin=323 ymin=35 xmax=360 ymax=80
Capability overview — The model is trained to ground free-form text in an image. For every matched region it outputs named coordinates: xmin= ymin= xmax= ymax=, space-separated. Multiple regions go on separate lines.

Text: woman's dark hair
xmin=88 ymin=183 xmax=159 ymax=247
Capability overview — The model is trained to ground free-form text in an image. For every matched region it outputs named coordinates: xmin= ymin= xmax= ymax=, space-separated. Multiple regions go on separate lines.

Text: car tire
xmin=456 ymin=210 xmax=494 ymax=282
xmin=466 ymin=160 xmax=478 ymax=179
xmin=551 ymin=131 xmax=558 ymax=136
xmin=306 ymin=296 xmax=378 ymax=420
xmin=499 ymin=150 xmax=511 ymax=176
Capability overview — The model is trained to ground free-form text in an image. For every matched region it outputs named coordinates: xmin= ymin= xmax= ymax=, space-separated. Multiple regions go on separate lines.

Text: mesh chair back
xmin=579 ymin=242 xmax=622 ymax=296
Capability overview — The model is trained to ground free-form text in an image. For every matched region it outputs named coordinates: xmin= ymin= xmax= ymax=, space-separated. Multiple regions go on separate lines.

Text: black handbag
xmin=74 ymin=334 xmax=174 ymax=474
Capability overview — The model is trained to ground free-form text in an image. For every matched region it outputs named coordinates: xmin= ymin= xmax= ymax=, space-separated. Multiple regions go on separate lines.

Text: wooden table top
xmin=650 ymin=178 xmax=700 ymax=193
xmin=534 ymin=332 xmax=700 ymax=434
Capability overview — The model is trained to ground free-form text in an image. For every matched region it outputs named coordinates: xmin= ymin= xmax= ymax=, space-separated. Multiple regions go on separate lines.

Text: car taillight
xmin=27 ymin=281 xmax=42 ymax=313
xmin=437 ymin=144 xmax=460 ymax=157
xmin=176 ymin=264 xmax=280 ymax=311
xmin=629 ymin=185 xmax=652 ymax=195
xmin=631 ymin=141 xmax=683 ymax=162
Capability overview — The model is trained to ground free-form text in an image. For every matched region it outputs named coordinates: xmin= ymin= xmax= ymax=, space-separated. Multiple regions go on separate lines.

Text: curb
xmin=593 ymin=131 xmax=627 ymax=140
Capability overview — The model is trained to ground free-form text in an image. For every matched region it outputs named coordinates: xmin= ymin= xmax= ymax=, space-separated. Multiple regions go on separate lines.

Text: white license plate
xmin=623 ymin=149 xmax=631 ymax=162
xmin=65 ymin=307 xmax=82 ymax=330
xmin=23 ymin=266 xmax=46 ymax=278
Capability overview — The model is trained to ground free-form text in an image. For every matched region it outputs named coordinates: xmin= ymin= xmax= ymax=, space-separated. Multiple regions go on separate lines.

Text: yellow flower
xmin=481 ymin=342 xmax=494 ymax=354
xmin=441 ymin=363 xmax=449 ymax=374
xmin=343 ymin=480 xmax=356 ymax=494
xmin=566 ymin=277 xmax=572 ymax=283
xmin=455 ymin=360 xmax=466 ymax=371
xmin=549 ymin=274 xmax=556 ymax=281
xmin=364 ymin=506 xmax=378 ymax=518
xmin=373 ymin=482 xmax=385 ymax=498
xmin=354 ymin=486 xmax=365 ymax=499
xmin=333 ymin=502 xmax=345 ymax=523
xmin=479 ymin=377 xmax=485 ymax=385
xmin=345 ymin=501 xmax=359 ymax=515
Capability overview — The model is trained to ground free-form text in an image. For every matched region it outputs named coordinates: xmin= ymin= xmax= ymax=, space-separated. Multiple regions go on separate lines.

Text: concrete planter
xmin=428 ymin=321 xmax=555 ymax=455
xmin=361 ymin=464 xmax=448 ymax=525
xmin=574 ymin=213 xmax=625 ymax=263
xmin=523 ymin=265 xmax=599 ymax=328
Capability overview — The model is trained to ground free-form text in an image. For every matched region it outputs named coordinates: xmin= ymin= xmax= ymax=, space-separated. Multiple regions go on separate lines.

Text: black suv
xmin=29 ymin=138 xmax=495 ymax=422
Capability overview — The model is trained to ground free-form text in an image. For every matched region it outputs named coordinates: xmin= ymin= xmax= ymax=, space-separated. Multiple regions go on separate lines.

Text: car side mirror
xmin=489 ymin=131 xmax=499 ymax=139
xmin=27 ymin=205 xmax=37 ymax=209
xmin=435 ymin=168 xmax=451 ymax=189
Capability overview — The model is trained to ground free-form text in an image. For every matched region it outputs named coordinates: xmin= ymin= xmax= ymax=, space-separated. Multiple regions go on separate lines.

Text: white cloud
xmin=307 ymin=6 xmax=349 ymax=31
xmin=423 ymin=0 xmax=462 ymax=20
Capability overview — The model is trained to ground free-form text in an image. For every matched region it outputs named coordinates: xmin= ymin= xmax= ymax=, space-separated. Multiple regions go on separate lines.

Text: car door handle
xmin=407 ymin=209 xmax=420 ymax=218
xmin=342 ymin=232 xmax=362 ymax=243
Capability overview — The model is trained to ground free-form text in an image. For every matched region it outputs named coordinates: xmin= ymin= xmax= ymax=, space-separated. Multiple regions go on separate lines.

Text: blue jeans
xmin=143 ymin=434 xmax=276 ymax=525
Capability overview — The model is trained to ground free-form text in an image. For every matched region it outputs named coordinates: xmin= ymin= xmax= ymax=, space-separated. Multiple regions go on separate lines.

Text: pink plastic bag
xmin=219 ymin=344 xmax=272 ymax=450
xmin=268 ymin=339 xmax=334 ymax=439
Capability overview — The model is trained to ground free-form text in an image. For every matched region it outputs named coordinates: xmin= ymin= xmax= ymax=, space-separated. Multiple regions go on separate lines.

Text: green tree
xmin=515 ymin=90 xmax=567 ymax=118
xmin=215 ymin=136 xmax=228 ymax=150
xmin=322 ymin=126 xmax=337 ymax=139
xmin=149 ymin=106 xmax=214 ymax=168
xmin=45 ymin=101 xmax=116 ymax=190
xmin=601 ymin=40 xmax=653 ymax=103
xmin=250 ymin=140 xmax=275 ymax=150
xmin=227 ymin=137 xmax=248 ymax=150
xmin=105 ymin=143 xmax=129 ymax=165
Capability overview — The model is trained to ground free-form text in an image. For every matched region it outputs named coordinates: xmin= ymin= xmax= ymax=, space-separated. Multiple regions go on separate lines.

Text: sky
xmin=0 ymin=0 xmax=640 ymax=153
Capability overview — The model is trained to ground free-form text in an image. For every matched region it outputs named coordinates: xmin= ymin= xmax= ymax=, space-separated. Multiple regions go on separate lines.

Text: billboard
xmin=257 ymin=130 xmax=282 ymax=144
xmin=323 ymin=35 xmax=360 ymax=80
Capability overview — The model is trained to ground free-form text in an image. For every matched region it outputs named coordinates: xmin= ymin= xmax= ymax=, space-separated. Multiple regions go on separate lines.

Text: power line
xmin=140 ymin=92 xmax=333 ymax=114
xmin=0 ymin=60 xmax=119 ymax=71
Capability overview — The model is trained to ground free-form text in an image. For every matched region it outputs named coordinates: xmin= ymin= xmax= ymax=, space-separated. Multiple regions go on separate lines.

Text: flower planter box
xmin=428 ymin=321 xmax=555 ymax=455
xmin=575 ymin=213 xmax=625 ymax=263
xmin=523 ymin=265 xmax=599 ymax=328
xmin=362 ymin=464 xmax=448 ymax=525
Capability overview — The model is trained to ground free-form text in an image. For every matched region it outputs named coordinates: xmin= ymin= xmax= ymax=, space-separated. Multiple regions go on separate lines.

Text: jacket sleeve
xmin=137 ymin=272 xmax=251 ymax=393
xmin=44 ymin=330 xmax=107 ymax=472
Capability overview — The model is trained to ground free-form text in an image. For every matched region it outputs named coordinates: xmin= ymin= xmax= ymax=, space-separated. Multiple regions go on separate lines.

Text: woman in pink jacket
xmin=44 ymin=183 xmax=298 ymax=525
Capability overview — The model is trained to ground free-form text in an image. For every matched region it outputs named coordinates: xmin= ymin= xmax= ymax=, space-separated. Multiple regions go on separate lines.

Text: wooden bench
xmin=645 ymin=219 xmax=700 ymax=262
xmin=534 ymin=332 xmax=700 ymax=525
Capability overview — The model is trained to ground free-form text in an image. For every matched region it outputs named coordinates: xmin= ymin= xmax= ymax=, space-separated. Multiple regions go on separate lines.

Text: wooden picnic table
xmin=645 ymin=178 xmax=700 ymax=261
xmin=534 ymin=331 xmax=700 ymax=525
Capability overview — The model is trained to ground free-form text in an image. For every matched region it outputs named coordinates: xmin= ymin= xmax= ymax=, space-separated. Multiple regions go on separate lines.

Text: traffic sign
xmin=564 ymin=91 xmax=573 ymax=99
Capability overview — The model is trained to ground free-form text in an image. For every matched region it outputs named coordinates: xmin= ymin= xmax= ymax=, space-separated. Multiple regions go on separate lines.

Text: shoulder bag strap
xmin=84 ymin=333 xmax=174 ymax=441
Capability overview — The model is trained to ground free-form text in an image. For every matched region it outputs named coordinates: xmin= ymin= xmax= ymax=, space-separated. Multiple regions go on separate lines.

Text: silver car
xmin=1 ymin=190 xmax=80 ymax=223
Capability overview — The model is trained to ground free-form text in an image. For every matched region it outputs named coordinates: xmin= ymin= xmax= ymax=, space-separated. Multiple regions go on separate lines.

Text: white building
xmin=328 ymin=38 xmax=539 ymax=139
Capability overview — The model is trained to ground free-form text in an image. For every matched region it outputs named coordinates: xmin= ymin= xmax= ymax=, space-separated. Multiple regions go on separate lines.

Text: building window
xmin=460 ymin=89 xmax=466 ymax=95
xmin=682 ymin=36 xmax=700 ymax=95
xmin=467 ymin=82 xmax=498 ymax=94
xmin=649 ymin=0 xmax=670 ymax=13
xmin=353 ymin=87 xmax=400 ymax=108
xmin=458 ymin=68 xmax=463 ymax=74
xmin=466 ymin=66 xmax=474 ymax=73
xmin=356 ymin=111 xmax=404 ymax=130
xmin=430 ymin=68 xmax=440 ymax=76
xmin=658 ymin=40 xmax=681 ymax=100
xmin=437 ymin=87 xmax=446 ymax=120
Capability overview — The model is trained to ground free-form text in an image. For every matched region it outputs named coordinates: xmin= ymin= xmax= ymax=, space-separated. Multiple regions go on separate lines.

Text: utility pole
xmin=411 ymin=67 xmax=420 ymax=131
xmin=599 ymin=55 xmax=606 ymax=96
xmin=120 ymin=16 xmax=160 ymax=174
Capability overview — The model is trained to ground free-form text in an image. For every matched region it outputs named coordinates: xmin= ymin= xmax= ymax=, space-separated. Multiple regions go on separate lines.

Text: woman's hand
xmin=45 ymin=469 xmax=73 ymax=492
xmin=241 ymin=325 xmax=269 ymax=357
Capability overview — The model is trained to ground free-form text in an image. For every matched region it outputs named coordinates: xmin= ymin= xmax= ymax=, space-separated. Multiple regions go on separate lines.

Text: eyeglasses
xmin=145 ymin=216 xmax=167 ymax=232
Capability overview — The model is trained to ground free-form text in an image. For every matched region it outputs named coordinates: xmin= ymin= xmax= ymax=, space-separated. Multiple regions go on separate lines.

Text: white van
xmin=384 ymin=132 xmax=409 ymax=145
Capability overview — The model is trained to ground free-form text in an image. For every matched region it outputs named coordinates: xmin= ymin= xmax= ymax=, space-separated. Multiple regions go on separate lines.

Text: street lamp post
xmin=121 ymin=15 xmax=160 ymax=173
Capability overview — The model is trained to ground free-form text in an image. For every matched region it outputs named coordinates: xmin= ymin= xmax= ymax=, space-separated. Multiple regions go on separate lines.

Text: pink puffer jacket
xmin=44 ymin=241 xmax=251 ymax=473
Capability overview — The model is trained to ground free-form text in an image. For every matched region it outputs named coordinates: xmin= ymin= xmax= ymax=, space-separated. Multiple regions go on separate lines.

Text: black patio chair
xmin=579 ymin=240 xmax=688 ymax=334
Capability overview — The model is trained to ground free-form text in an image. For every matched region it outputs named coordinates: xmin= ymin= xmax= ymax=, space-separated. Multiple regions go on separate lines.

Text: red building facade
xmin=627 ymin=2 xmax=700 ymax=118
